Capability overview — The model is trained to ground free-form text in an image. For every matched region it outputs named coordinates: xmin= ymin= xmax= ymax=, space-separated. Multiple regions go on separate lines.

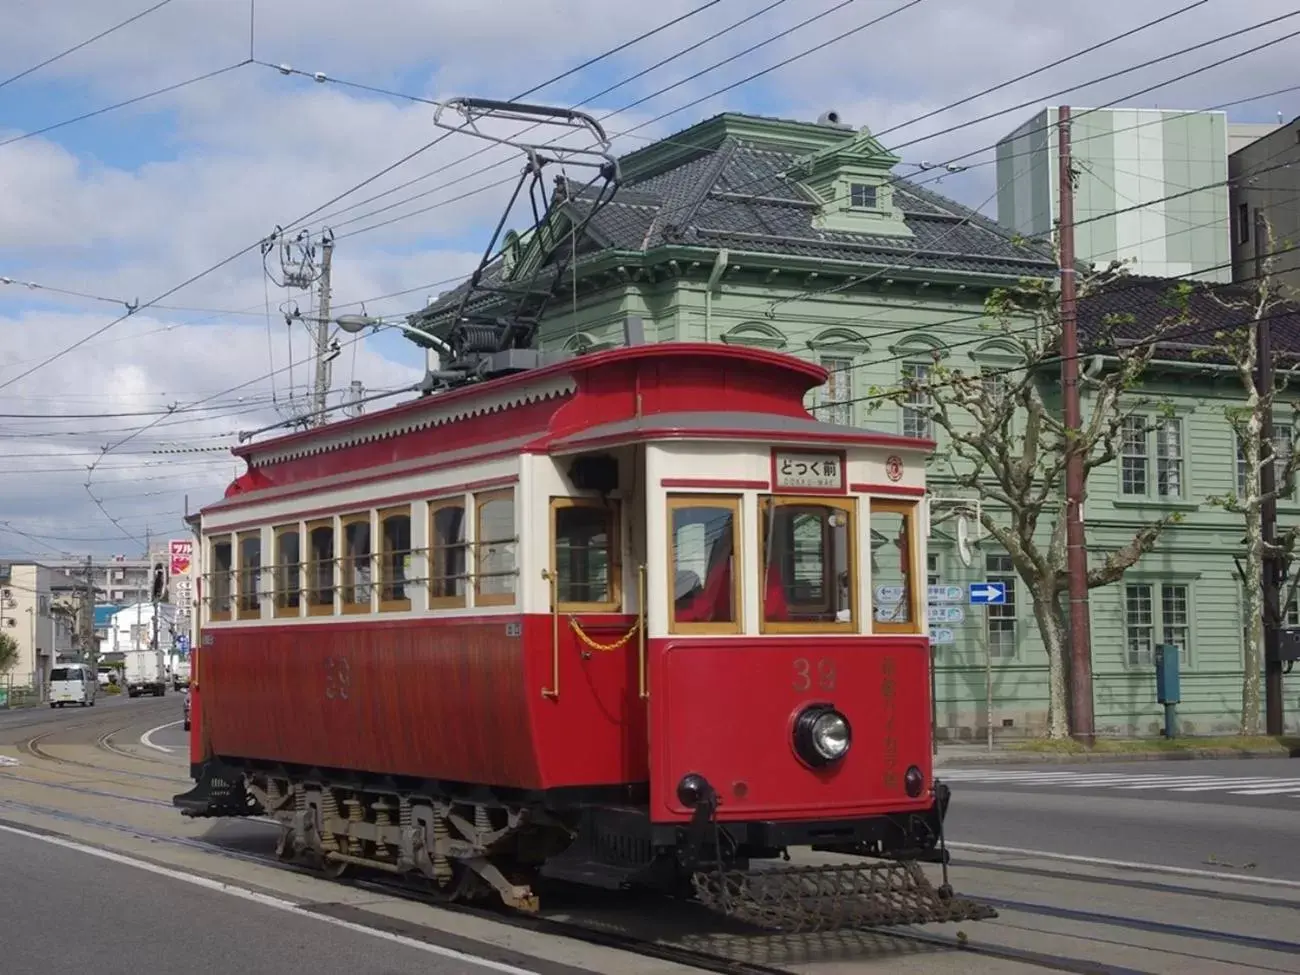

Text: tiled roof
xmin=414 ymin=114 xmax=1058 ymax=324
xmin=1079 ymin=275 xmax=1300 ymax=363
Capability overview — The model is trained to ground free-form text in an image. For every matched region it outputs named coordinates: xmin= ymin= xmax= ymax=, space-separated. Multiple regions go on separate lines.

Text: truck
xmin=123 ymin=649 xmax=167 ymax=698
xmin=171 ymin=657 xmax=191 ymax=691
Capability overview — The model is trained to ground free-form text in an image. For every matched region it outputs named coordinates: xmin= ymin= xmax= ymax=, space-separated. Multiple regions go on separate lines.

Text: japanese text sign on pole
xmin=169 ymin=539 xmax=193 ymax=577
xmin=968 ymin=582 xmax=1006 ymax=605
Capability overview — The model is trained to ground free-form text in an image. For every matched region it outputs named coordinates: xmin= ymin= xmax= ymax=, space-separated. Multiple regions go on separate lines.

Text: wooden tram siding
xmin=202 ymin=614 xmax=647 ymax=791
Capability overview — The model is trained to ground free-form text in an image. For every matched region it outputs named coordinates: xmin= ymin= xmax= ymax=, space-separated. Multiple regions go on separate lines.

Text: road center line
xmin=0 ymin=823 xmax=543 ymax=975
xmin=140 ymin=720 xmax=183 ymax=753
xmin=947 ymin=841 xmax=1300 ymax=889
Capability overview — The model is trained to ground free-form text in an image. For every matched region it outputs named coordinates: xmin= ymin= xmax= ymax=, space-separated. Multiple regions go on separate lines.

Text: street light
xmin=334 ymin=314 xmax=452 ymax=356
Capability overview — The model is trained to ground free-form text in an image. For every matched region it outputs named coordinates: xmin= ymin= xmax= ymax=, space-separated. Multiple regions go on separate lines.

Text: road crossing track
xmin=0 ymin=779 xmax=1213 ymax=975
xmin=16 ymin=728 xmax=186 ymax=785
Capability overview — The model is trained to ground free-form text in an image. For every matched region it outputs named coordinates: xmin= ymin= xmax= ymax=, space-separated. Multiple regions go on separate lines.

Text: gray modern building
xmin=1229 ymin=114 xmax=1300 ymax=298
xmin=996 ymin=107 xmax=1245 ymax=283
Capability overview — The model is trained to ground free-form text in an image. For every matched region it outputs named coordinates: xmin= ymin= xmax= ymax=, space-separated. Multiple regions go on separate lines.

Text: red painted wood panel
xmin=648 ymin=636 xmax=934 ymax=823
xmin=525 ymin=613 xmax=649 ymax=787
xmin=202 ymin=617 xmax=541 ymax=789
xmin=195 ymin=613 xmax=651 ymax=792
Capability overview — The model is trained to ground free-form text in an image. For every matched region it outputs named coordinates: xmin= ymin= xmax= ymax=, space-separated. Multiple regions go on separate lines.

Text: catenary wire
xmin=322 ymin=0 xmax=1227 ymax=243
xmin=0 ymin=0 xmax=177 ymax=91
xmin=0 ymin=4 xmax=763 ymax=397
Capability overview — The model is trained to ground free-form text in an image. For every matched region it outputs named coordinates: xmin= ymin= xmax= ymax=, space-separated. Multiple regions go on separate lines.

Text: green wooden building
xmin=409 ymin=111 xmax=1300 ymax=738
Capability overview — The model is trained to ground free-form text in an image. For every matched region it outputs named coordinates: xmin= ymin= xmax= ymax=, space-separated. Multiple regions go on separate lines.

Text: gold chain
xmin=567 ymin=617 xmax=640 ymax=652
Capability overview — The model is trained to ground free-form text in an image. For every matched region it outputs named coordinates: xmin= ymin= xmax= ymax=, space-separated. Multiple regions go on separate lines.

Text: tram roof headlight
xmin=793 ymin=705 xmax=852 ymax=768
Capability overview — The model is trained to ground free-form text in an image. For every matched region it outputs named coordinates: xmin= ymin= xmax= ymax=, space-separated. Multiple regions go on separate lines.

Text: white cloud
xmin=1 ymin=0 xmax=1298 ymax=556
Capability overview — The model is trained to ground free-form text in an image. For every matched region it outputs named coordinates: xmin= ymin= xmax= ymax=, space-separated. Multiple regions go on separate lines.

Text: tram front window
xmin=668 ymin=496 xmax=740 ymax=631
xmin=760 ymin=498 xmax=855 ymax=631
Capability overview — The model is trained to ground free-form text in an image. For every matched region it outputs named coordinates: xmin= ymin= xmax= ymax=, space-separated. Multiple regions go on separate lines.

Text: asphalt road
xmin=0 ymin=826 xmax=557 ymax=975
xmin=942 ymin=758 xmax=1300 ymax=880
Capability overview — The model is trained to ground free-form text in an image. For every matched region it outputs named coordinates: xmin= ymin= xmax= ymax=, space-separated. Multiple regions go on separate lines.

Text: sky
xmin=0 ymin=0 xmax=1298 ymax=562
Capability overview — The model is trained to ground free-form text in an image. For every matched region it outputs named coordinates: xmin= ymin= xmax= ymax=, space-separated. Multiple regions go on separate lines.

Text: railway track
xmin=0 ymin=777 xmax=1164 ymax=975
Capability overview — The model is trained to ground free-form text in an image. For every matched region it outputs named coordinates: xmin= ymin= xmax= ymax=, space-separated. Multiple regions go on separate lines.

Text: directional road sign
xmin=175 ymin=635 xmax=191 ymax=656
xmin=968 ymin=582 xmax=1007 ymax=605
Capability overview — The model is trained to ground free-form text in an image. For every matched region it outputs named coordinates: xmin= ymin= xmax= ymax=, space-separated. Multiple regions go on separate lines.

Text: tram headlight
xmin=793 ymin=704 xmax=852 ymax=768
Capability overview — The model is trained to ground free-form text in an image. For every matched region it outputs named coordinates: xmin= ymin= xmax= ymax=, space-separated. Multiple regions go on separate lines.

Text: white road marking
xmin=0 ymin=756 xmax=19 ymax=768
xmin=947 ymin=841 xmax=1300 ymax=889
xmin=940 ymin=768 xmax=1300 ymax=797
xmin=0 ymin=823 xmax=544 ymax=974
xmin=140 ymin=721 xmax=183 ymax=754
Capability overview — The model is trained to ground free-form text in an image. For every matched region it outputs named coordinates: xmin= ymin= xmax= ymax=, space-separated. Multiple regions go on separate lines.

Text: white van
xmin=49 ymin=664 xmax=98 ymax=708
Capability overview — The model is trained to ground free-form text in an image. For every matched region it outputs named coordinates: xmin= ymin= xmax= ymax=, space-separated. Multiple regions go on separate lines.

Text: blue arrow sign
xmin=175 ymin=635 xmax=191 ymax=655
xmin=968 ymin=582 xmax=1007 ymax=605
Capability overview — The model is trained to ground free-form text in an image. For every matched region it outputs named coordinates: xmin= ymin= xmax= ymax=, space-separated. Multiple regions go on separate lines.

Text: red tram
xmin=175 ymin=338 xmax=992 ymax=930
xmin=174 ymin=96 xmax=991 ymax=931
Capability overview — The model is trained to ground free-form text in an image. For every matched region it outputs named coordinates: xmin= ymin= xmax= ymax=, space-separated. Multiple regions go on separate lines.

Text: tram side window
xmin=552 ymin=499 xmax=620 ymax=610
xmin=668 ymin=495 xmax=740 ymax=632
xmin=475 ymin=489 xmax=517 ymax=606
xmin=273 ymin=524 xmax=301 ymax=617
xmin=760 ymin=497 xmax=856 ymax=632
xmin=429 ymin=498 xmax=467 ymax=608
xmin=207 ymin=535 xmax=233 ymax=621
xmin=306 ymin=518 xmax=335 ymax=615
xmin=236 ymin=530 xmax=261 ymax=619
xmin=378 ymin=506 xmax=413 ymax=612
xmin=341 ymin=513 xmax=373 ymax=613
xmin=870 ymin=499 xmax=920 ymax=634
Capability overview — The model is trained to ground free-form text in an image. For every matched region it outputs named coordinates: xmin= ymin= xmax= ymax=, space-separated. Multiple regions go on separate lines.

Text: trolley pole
xmin=311 ymin=235 xmax=335 ymax=426
xmin=1254 ymin=208 xmax=1284 ymax=735
xmin=1058 ymin=106 xmax=1096 ymax=744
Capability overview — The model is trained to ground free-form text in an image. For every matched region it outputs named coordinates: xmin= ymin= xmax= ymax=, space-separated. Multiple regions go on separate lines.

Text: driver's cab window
xmin=760 ymin=497 xmax=856 ymax=633
xmin=667 ymin=495 xmax=741 ymax=633
xmin=870 ymin=499 xmax=920 ymax=633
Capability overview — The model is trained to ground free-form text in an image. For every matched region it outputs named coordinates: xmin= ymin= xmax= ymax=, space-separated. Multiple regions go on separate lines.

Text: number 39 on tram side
xmin=174 ymin=337 xmax=995 ymax=932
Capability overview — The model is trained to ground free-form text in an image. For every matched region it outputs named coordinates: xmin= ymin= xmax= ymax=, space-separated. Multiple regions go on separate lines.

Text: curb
xmin=935 ymin=747 xmax=1295 ymax=766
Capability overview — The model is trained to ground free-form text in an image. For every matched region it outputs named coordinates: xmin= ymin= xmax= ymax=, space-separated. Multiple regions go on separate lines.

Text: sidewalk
xmin=934 ymin=735 xmax=1300 ymax=766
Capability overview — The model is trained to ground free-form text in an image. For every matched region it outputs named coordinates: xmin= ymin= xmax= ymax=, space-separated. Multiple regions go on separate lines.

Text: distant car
xmin=49 ymin=664 xmax=97 ymax=708
xmin=182 ymin=689 xmax=191 ymax=732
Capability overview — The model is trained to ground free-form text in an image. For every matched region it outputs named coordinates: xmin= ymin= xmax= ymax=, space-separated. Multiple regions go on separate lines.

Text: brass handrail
xmin=638 ymin=563 xmax=649 ymax=700
xmin=540 ymin=569 xmax=559 ymax=699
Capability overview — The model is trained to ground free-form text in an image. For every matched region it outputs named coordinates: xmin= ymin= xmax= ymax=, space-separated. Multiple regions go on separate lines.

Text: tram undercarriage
xmin=175 ymin=761 xmax=995 ymax=931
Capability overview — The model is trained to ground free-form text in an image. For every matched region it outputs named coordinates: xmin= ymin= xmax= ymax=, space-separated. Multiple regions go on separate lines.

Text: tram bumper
xmin=690 ymin=859 xmax=997 ymax=933
xmin=172 ymin=759 xmax=262 ymax=818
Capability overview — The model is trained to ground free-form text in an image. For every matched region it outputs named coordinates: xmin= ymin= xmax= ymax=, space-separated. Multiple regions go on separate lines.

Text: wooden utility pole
xmin=1058 ymin=106 xmax=1096 ymax=744
xmin=1254 ymin=208 xmax=1284 ymax=735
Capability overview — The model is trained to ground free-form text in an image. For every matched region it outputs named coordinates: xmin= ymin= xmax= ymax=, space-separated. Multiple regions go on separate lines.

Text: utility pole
xmin=1058 ymin=106 xmax=1095 ymax=744
xmin=1254 ymin=208 xmax=1284 ymax=735
xmin=81 ymin=554 xmax=95 ymax=667
xmin=311 ymin=234 xmax=335 ymax=426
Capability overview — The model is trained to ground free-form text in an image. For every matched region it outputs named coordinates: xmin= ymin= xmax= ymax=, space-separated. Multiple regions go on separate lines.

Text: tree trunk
xmin=1241 ymin=502 xmax=1264 ymax=736
xmin=1030 ymin=589 xmax=1071 ymax=739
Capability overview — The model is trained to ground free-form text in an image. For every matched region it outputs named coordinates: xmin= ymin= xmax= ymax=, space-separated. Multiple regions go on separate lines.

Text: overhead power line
xmin=0 ymin=0 xmax=176 ymax=91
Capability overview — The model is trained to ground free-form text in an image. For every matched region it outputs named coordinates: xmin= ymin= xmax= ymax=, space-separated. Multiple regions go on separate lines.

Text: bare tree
xmin=867 ymin=262 xmax=1187 ymax=739
xmin=1201 ymin=216 xmax=1300 ymax=735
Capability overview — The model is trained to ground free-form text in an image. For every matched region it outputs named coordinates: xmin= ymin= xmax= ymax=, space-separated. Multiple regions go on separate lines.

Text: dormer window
xmin=850 ymin=183 xmax=877 ymax=209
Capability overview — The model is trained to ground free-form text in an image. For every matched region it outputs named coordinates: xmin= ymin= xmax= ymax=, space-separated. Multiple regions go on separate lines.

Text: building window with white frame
xmin=1121 ymin=415 xmax=1147 ymax=495
xmin=985 ymin=553 xmax=1017 ymax=658
xmin=849 ymin=182 xmax=877 ymax=209
xmin=1236 ymin=424 xmax=1294 ymax=499
xmin=1124 ymin=583 xmax=1154 ymax=667
xmin=901 ymin=362 xmax=931 ymax=439
xmin=1155 ymin=417 xmax=1183 ymax=498
xmin=819 ymin=356 xmax=853 ymax=426
xmin=1161 ymin=583 xmax=1189 ymax=659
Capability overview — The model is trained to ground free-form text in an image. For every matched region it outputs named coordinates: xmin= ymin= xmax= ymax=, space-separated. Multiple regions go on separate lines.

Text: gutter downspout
xmin=704 ymin=247 xmax=728 ymax=342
